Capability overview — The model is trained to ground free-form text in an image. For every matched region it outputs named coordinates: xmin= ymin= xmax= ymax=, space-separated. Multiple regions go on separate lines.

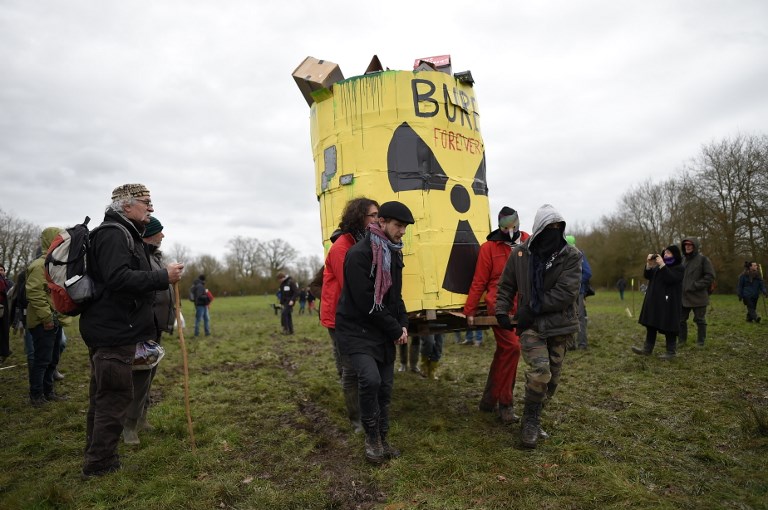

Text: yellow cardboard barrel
xmin=307 ymin=69 xmax=491 ymax=316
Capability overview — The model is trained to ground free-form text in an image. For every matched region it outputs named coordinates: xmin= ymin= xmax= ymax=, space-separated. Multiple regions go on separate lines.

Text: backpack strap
xmin=90 ymin=222 xmax=135 ymax=252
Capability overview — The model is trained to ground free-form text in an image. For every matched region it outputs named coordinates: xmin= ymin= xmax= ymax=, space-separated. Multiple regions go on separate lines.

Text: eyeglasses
xmin=136 ymin=199 xmax=153 ymax=208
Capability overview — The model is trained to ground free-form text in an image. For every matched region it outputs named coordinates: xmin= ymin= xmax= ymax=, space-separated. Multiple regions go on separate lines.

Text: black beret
xmin=378 ymin=201 xmax=415 ymax=224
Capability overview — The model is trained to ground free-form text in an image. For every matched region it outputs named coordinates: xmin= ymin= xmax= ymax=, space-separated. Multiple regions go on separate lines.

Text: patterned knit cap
xmin=111 ymin=183 xmax=151 ymax=201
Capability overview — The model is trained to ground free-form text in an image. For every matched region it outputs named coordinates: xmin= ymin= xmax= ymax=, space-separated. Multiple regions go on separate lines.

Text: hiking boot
xmin=364 ymin=426 xmax=385 ymax=465
xmin=499 ymin=404 xmax=519 ymax=424
xmin=29 ymin=395 xmax=48 ymax=407
xmin=53 ymin=370 xmax=65 ymax=381
xmin=520 ymin=400 xmax=542 ymax=449
xmin=81 ymin=462 xmax=121 ymax=480
xmin=44 ymin=392 xmax=69 ymax=402
xmin=418 ymin=356 xmax=430 ymax=379
xmin=380 ymin=434 xmax=401 ymax=459
xmin=657 ymin=352 xmax=676 ymax=361
xmin=138 ymin=412 xmax=155 ymax=432
xmin=397 ymin=363 xmax=407 ymax=372
xmin=631 ymin=346 xmax=651 ymax=355
xmin=123 ymin=419 xmax=140 ymax=445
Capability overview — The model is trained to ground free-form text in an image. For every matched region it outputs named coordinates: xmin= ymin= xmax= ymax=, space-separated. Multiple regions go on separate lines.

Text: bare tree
xmin=167 ymin=243 xmax=192 ymax=265
xmin=0 ymin=208 xmax=40 ymax=276
xmin=225 ymin=236 xmax=264 ymax=279
xmin=258 ymin=239 xmax=298 ymax=278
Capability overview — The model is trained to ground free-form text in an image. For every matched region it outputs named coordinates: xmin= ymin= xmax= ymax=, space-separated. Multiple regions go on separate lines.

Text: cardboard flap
xmin=364 ymin=55 xmax=384 ymax=74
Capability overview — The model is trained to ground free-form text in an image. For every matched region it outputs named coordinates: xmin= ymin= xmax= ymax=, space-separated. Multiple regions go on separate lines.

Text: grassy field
xmin=1 ymin=291 xmax=766 ymax=509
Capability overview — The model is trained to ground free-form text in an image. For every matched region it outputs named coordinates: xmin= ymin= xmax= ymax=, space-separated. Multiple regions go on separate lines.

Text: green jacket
xmin=25 ymin=227 xmax=61 ymax=329
xmin=680 ymin=236 xmax=716 ymax=308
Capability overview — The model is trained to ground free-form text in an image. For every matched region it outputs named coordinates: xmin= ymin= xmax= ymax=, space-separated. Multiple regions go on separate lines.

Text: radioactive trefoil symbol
xmin=386 ymin=122 xmax=488 ymax=295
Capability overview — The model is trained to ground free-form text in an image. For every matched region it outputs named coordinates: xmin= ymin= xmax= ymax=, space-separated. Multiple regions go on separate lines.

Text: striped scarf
xmin=368 ymin=222 xmax=403 ymax=313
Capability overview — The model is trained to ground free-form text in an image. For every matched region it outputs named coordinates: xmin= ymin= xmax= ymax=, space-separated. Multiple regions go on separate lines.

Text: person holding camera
xmin=632 ymin=245 xmax=684 ymax=359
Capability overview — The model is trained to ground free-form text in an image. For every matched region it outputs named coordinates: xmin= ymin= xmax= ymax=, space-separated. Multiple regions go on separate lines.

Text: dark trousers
xmin=349 ymin=353 xmax=394 ymax=435
xmin=84 ymin=344 xmax=136 ymax=472
xmin=28 ymin=324 xmax=61 ymax=398
xmin=744 ymin=297 xmax=760 ymax=321
xmin=281 ymin=305 xmax=294 ymax=333
xmin=644 ymin=327 xmax=677 ymax=354
xmin=0 ymin=312 xmax=11 ymax=357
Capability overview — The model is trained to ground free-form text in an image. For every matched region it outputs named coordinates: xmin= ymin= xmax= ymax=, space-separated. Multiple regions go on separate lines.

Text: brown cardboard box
xmin=292 ymin=56 xmax=345 ymax=106
xmin=413 ymin=54 xmax=452 ymax=75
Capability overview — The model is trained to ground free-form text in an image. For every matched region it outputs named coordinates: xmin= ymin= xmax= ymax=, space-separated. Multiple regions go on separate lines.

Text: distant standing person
xmin=495 ymin=204 xmax=582 ymax=449
xmin=320 ymin=197 xmax=379 ymax=432
xmin=464 ymin=206 xmax=529 ymax=424
xmin=298 ymin=288 xmax=308 ymax=315
xmin=566 ymin=235 xmax=592 ymax=350
xmin=616 ymin=277 xmax=627 ymax=301
xmin=679 ymin=237 xmax=716 ymax=347
xmin=737 ymin=261 xmax=768 ymax=323
xmin=0 ymin=264 xmax=14 ymax=362
xmin=122 ymin=216 xmax=175 ymax=445
xmin=190 ymin=275 xmax=211 ymax=337
xmin=306 ymin=288 xmax=316 ymax=315
xmin=632 ymin=246 xmax=684 ymax=359
xmin=277 ymin=272 xmax=299 ymax=335
xmin=335 ymin=201 xmax=413 ymax=464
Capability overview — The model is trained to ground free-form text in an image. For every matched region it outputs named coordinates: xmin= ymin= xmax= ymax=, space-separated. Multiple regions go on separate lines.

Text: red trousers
xmin=481 ymin=326 xmax=521 ymax=407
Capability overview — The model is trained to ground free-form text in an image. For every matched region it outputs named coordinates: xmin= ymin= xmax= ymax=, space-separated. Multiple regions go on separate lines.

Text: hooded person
xmin=632 ymin=244 xmax=684 ymax=359
xmin=190 ymin=274 xmax=211 ymax=336
xmin=678 ymin=237 xmax=716 ymax=346
xmin=25 ymin=227 xmax=65 ymax=406
xmin=494 ymin=204 xmax=582 ymax=449
xmin=464 ymin=206 xmax=530 ymax=424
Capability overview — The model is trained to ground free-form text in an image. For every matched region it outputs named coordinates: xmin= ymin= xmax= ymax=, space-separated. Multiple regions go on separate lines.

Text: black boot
xmin=343 ymin=384 xmax=363 ymax=434
xmin=380 ymin=431 xmax=401 ymax=459
xmin=363 ymin=421 xmax=384 ymax=464
xmin=631 ymin=343 xmax=653 ymax=355
xmin=697 ymin=324 xmax=707 ymax=346
xmin=520 ymin=400 xmax=542 ymax=449
xmin=409 ymin=341 xmax=420 ymax=373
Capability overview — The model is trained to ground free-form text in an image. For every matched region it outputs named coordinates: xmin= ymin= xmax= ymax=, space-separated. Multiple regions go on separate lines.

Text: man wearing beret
xmin=79 ymin=184 xmax=184 ymax=478
xmin=121 ymin=216 xmax=175 ymax=445
xmin=335 ymin=200 xmax=413 ymax=464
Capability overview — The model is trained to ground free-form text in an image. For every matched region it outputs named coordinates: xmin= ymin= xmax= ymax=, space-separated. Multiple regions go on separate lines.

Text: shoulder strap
xmin=90 ymin=222 xmax=134 ymax=251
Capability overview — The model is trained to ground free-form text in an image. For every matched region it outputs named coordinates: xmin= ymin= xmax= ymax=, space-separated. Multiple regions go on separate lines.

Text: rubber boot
xmin=409 ymin=341 xmax=420 ymax=373
xmin=380 ymin=431 xmax=401 ymax=459
xmin=697 ymin=324 xmax=706 ymax=346
xmin=363 ymin=421 xmax=384 ymax=464
xmin=658 ymin=336 xmax=677 ymax=360
xmin=123 ymin=419 xmax=140 ymax=445
xmin=418 ymin=355 xmax=430 ymax=378
xmin=631 ymin=341 xmax=653 ymax=355
xmin=520 ymin=400 xmax=542 ymax=449
xmin=478 ymin=373 xmax=496 ymax=412
xmin=343 ymin=382 xmax=363 ymax=434
xmin=429 ymin=360 xmax=439 ymax=380
xmin=678 ymin=321 xmax=688 ymax=347
xmin=138 ymin=407 xmax=155 ymax=432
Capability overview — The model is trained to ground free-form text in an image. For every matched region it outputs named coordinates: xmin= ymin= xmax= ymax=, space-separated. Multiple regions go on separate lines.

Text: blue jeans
xmin=28 ymin=324 xmax=62 ymax=398
xmin=194 ymin=306 xmax=210 ymax=336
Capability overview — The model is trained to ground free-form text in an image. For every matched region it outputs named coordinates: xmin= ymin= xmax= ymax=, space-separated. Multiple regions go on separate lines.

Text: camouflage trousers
xmin=519 ymin=330 xmax=573 ymax=403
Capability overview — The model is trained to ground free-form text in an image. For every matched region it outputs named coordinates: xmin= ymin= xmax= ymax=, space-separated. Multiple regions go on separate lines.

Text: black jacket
xmin=638 ymin=262 xmax=684 ymax=333
xmin=79 ymin=210 xmax=170 ymax=347
xmin=147 ymin=245 xmax=175 ymax=337
xmin=335 ymin=233 xmax=408 ymax=364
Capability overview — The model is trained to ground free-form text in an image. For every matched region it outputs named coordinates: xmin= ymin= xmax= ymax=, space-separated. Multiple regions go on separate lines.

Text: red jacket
xmin=464 ymin=229 xmax=530 ymax=317
xmin=320 ymin=232 xmax=356 ymax=328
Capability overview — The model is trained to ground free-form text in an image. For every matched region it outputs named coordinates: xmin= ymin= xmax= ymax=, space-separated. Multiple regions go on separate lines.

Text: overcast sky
xmin=1 ymin=0 xmax=766 ymax=264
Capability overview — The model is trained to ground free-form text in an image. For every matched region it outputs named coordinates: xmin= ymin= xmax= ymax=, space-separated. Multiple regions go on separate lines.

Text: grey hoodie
xmin=496 ymin=204 xmax=582 ymax=337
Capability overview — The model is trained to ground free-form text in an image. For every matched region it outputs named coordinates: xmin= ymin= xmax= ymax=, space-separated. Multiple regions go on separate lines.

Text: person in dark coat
xmin=79 ymin=184 xmax=183 ymax=479
xmin=335 ymin=200 xmax=413 ymax=464
xmin=737 ymin=261 xmax=768 ymax=323
xmin=632 ymin=245 xmax=684 ymax=359
xmin=277 ymin=272 xmax=299 ymax=334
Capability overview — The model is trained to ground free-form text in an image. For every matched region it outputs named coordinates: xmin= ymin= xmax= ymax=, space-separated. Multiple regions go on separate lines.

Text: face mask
xmin=663 ymin=256 xmax=675 ymax=265
xmin=532 ymin=228 xmax=562 ymax=255
xmin=508 ymin=228 xmax=520 ymax=242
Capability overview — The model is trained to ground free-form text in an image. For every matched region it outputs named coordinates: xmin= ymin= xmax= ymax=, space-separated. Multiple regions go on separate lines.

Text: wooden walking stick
xmin=173 ymin=282 xmax=196 ymax=451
